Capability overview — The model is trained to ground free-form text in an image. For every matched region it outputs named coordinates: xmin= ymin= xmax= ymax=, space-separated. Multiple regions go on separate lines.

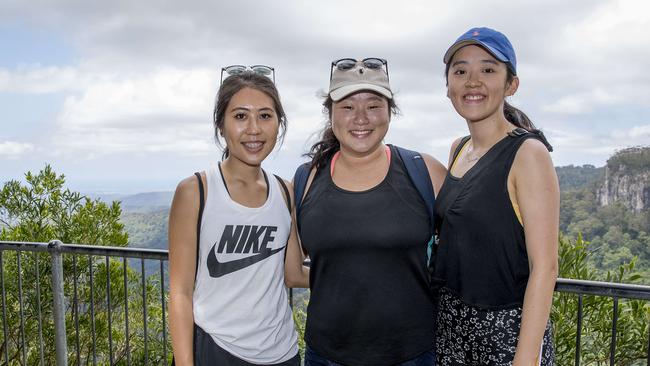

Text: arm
xmin=421 ymin=153 xmax=447 ymax=197
xmin=510 ymin=139 xmax=559 ymax=366
xmin=283 ymin=179 xmax=310 ymax=288
xmin=168 ymin=176 xmax=201 ymax=366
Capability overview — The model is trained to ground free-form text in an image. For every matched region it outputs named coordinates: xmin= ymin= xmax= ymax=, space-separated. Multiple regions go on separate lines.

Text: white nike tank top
xmin=193 ymin=163 xmax=298 ymax=364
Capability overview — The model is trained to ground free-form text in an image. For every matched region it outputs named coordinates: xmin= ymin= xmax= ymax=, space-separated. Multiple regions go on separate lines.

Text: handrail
xmin=555 ymin=278 xmax=650 ymax=300
xmin=0 ymin=240 xmax=168 ymax=260
xmin=3 ymin=240 xmax=650 ymax=297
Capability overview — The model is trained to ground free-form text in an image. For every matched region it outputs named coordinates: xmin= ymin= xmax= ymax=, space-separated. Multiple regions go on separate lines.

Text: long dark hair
xmin=444 ymin=60 xmax=536 ymax=131
xmin=306 ymin=93 xmax=399 ymax=169
xmin=213 ymin=71 xmax=287 ymax=159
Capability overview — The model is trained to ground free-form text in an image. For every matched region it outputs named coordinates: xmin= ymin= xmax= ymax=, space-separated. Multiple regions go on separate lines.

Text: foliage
xmin=551 ymin=234 xmax=649 ymax=365
xmin=0 ymin=165 xmax=127 ymax=245
xmin=561 ymin=185 xmax=650 ymax=282
xmin=0 ymin=165 xmax=169 ymax=365
xmin=555 ymin=164 xmax=604 ymax=191
xmin=607 ymin=146 xmax=650 ymax=174
xmin=120 ymin=209 xmax=169 ymax=250
xmin=291 ymin=289 xmax=309 ymax=360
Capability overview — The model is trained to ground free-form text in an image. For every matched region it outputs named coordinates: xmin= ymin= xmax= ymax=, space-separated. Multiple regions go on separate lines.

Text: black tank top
xmin=433 ymin=130 xmax=547 ymax=310
xmin=299 ymin=145 xmax=435 ymax=366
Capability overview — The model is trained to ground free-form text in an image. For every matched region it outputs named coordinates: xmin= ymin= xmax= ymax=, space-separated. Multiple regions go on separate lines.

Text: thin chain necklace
xmin=465 ymin=125 xmax=514 ymax=163
xmin=465 ymin=141 xmax=483 ymax=162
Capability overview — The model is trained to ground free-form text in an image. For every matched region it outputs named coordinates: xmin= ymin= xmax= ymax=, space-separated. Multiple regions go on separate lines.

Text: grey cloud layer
xmin=1 ymin=0 xmax=649 ymax=190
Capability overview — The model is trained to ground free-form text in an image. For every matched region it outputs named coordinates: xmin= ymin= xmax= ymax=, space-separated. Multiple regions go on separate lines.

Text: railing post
xmin=49 ymin=240 xmax=68 ymax=366
xmin=289 ymin=288 xmax=294 ymax=309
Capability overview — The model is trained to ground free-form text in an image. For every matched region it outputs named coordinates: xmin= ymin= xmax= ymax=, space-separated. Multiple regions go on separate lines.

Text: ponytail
xmin=503 ymin=73 xmax=553 ymax=152
xmin=306 ymin=96 xmax=339 ymax=169
xmin=307 ymin=125 xmax=340 ymax=170
xmin=503 ymin=100 xmax=535 ymax=131
xmin=504 ymin=68 xmax=552 ymax=151
xmin=503 ymin=67 xmax=537 ymax=132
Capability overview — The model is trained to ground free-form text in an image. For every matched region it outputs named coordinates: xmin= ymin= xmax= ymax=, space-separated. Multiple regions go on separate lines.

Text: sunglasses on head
xmin=220 ymin=65 xmax=275 ymax=84
xmin=330 ymin=58 xmax=389 ymax=81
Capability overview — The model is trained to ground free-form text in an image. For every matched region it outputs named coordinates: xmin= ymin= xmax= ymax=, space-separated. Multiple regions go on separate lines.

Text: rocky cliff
xmin=598 ymin=146 xmax=650 ymax=212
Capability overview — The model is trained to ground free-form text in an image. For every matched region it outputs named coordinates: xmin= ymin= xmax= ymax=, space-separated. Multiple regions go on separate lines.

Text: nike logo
xmin=206 ymin=224 xmax=285 ymax=278
xmin=207 ymin=245 xmax=285 ymax=278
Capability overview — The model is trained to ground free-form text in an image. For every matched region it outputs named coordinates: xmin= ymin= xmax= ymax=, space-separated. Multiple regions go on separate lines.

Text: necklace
xmin=465 ymin=141 xmax=483 ymax=163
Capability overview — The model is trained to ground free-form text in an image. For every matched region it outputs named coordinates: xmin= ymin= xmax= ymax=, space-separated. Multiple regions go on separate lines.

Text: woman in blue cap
xmin=433 ymin=28 xmax=558 ymax=365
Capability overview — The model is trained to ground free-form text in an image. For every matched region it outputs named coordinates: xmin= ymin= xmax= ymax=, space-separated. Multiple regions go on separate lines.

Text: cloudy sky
xmin=1 ymin=0 xmax=649 ymax=194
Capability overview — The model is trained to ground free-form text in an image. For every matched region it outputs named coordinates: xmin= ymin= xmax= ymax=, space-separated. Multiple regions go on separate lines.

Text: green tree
xmin=552 ymin=234 xmax=649 ymax=365
xmin=0 ymin=165 xmax=169 ymax=365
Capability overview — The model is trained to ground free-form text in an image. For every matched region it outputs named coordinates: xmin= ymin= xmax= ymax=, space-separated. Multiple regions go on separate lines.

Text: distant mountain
xmin=92 ymin=191 xmax=174 ymax=213
xmin=555 ymin=164 xmax=604 ymax=192
xmin=597 ymin=146 xmax=650 ymax=212
xmin=91 ymin=191 xmax=172 ymax=250
xmin=118 ymin=191 xmax=174 ymax=213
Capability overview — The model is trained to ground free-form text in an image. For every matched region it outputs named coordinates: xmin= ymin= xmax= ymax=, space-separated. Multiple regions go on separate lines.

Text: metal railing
xmin=553 ymin=279 xmax=650 ymax=366
xmin=0 ymin=240 xmax=168 ymax=365
xmin=0 ymin=240 xmax=649 ymax=365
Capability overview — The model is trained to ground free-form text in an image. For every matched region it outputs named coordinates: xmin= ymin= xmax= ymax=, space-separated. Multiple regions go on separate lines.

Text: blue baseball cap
xmin=443 ymin=27 xmax=517 ymax=75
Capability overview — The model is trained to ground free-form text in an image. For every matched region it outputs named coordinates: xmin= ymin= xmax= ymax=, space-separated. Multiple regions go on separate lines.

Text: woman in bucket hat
xmin=288 ymin=58 xmax=446 ymax=366
xmin=433 ymin=28 xmax=558 ymax=365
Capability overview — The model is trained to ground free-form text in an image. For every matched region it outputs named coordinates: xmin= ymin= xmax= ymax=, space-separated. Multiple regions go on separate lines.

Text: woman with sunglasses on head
xmin=287 ymin=58 xmax=446 ymax=366
xmin=433 ymin=28 xmax=559 ymax=365
xmin=169 ymin=66 xmax=308 ymax=366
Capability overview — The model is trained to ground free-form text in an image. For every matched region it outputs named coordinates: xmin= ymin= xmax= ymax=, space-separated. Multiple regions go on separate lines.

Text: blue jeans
xmin=304 ymin=346 xmax=435 ymax=366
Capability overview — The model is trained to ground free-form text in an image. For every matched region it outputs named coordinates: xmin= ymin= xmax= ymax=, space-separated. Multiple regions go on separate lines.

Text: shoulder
xmin=175 ymin=174 xmax=200 ymax=196
xmin=169 ymin=174 xmax=203 ymax=226
xmin=173 ymin=173 xmax=204 ymax=207
xmin=421 ymin=153 xmax=446 ymax=175
xmin=511 ymin=137 xmax=557 ymax=185
xmin=447 ymin=136 xmax=466 ymax=167
xmin=421 ymin=152 xmax=447 ymax=194
xmin=275 ymin=175 xmax=295 ymax=202
xmin=450 ymin=137 xmax=465 ymax=154
xmin=515 ymin=137 xmax=552 ymax=164
xmin=390 ymin=145 xmax=443 ymax=170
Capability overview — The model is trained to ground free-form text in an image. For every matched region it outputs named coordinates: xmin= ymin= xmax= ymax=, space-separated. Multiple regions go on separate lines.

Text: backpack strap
xmin=193 ymin=172 xmax=205 ymax=283
xmin=292 ymin=162 xmax=311 ymax=222
xmin=274 ymin=174 xmax=292 ymax=213
xmin=394 ymin=146 xmax=437 ymax=261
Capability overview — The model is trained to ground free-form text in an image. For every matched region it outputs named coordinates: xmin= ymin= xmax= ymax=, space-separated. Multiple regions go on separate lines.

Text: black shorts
xmin=194 ymin=325 xmax=301 ymax=366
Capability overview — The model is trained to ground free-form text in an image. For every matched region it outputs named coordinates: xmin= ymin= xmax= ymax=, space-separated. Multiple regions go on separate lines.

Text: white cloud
xmin=0 ymin=65 xmax=88 ymax=93
xmin=611 ymin=124 xmax=650 ymax=141
xmin=59 ymin=67 xmax=214 ymax=127
xmin=0 ymin=141 xmax=34 ymax=158
xmin=546 ymin=124 xmax=650 ymax=166
xmin=51 ymin=67 xmax=218 ymax=156
xmin=542 ymin=88 xmax=626 ymax=115
xmin=2 ymin=0 xmax=650 ymax=190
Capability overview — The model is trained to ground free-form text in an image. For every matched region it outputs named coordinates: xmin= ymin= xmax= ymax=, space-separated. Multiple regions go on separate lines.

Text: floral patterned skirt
xmin=436 ymin=288 xmax=554 ymax=365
